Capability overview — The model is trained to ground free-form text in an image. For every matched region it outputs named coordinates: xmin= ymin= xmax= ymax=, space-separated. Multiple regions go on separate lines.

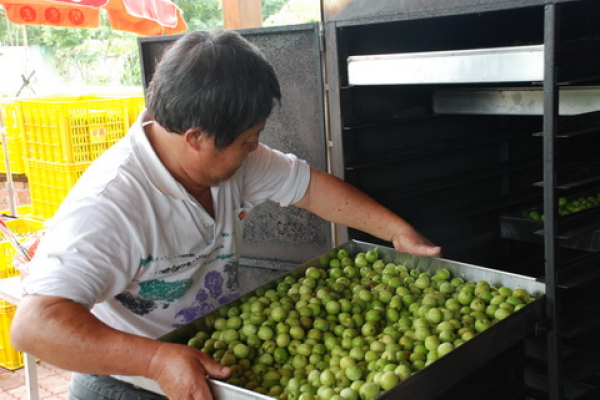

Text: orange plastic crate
xmin=17 ymin=95 xmax=130 ymax=164
xmin=0 ymin=100 xmax=27 ymax=174
xmin=25 ymin=159 xmax=90 ymax=220
xmin=0 ymin=300 xmax=24 ymax=370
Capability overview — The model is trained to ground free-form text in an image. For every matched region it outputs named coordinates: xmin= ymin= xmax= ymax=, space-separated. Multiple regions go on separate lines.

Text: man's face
xmin=191 ymin=121 xmax=265 ymax=187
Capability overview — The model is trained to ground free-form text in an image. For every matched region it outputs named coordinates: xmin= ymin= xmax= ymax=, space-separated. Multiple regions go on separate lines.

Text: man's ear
xmin=184 ymin=127 xmax=207 ymax=151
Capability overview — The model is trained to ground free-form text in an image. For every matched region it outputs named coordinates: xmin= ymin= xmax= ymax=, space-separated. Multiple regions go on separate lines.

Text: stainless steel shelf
xmin=433 ymin=86 xmax=600 ymax=115
xmin=347 ymin=45 xmax=544 ymax=85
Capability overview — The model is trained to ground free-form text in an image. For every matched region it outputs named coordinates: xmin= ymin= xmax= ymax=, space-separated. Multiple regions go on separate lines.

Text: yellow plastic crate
xmin=25 ymin=160 xmax=89 ymax=220
xmin=0 ymin=300 xmax=24 ymax=370
xmin=127 ymin=94 xmax=146 ymax=127
xmin=17 ymin=95 xmax=130 ymax=164
xmin=90 ymin=92 xmax=145 ymax=127
xmin=0 ymin=217 xmax=45 ymax=279
xmin=0 ymin=204 xmax=33 ymax=218
xmin=0 ymin=100 xmax=27 ymax=174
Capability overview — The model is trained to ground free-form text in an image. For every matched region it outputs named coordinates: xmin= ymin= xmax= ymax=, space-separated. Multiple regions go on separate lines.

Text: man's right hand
xmin=148 ymin=342 xmax=231 ymax=400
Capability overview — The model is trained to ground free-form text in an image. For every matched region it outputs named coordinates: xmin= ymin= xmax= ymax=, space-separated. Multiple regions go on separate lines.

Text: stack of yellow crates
xmin=0 ymin=301 xmax=22 ymax=370
xmin=17 ymin=94 xmax=145 ymax=220
xmin=0 ymin=93 xmax=146 ymax=370
xmin=0 ymin=207 xmax=45 ymax=370
xmin=0 ymin=99 xmax=27 ymax=175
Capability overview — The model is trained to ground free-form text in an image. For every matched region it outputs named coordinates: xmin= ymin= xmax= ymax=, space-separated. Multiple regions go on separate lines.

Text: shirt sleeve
xmin=239 ymin=143 xmax=311 ymax=207
xmin=21 ymin=199 xmax=142 ymax=308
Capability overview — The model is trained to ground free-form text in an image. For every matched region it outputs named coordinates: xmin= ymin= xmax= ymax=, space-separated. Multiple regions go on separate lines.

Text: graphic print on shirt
xmin=114 ymin=253 xmax=193 ymax=316
xmin=114 ymin=269 xmax=194 ymax=316
xmin=114 ymin=236 xmax=240 ymax=322
xmin=173 ymin=260 xmax=240 ymax=327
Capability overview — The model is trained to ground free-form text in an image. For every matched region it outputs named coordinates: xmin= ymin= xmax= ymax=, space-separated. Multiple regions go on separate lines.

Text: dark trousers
xmin=69 ymin=373 xmax=168 ymax=400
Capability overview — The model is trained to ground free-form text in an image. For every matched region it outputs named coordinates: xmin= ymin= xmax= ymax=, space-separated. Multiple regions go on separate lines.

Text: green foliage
xmin=262 ymin=0 xmax=288 ymax=20
xmin=40 ymin=14 xmax=141 ymax=87
xmin=176 ymin=0 xmax=223 ymax=31
xmin=264 ymin=0 xmax=320 ymax=26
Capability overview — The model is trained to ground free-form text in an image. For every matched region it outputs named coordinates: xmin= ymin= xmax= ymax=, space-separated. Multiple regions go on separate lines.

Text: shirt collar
xmin=131 ymin=110 xmax=190 ymax=200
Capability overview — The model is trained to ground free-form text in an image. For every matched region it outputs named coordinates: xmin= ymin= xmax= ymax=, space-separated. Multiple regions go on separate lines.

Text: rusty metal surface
xmin=234 ymin=25 xmax=330 ymax=264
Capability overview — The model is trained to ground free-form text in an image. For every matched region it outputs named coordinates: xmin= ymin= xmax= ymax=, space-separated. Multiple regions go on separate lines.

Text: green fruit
xmin=394 ymin=364 xmax=412 ymax=381
xmin=345 ymin=364 xmax=363 ymax=381
xmin=337 ymin=249 xmax=350 ymax=260
xmin=257 ymin=326 xmax=274 ymax=341
xmin=458 ymin=291 xmax=473 ymax=305
xmin=414 ymin=276 xmax=431 ymax=290
xmin=513 ymin=288 xmax=531 ymax=303
xmin=326 ymin=300 xmax=342 ymax=315
xmin=191 ymin=246 xmax=537 ymax=399
xmin=233 ymin=343 xmax=250 ymax=358
xmin=494 ymin=307 xmax=512 ymax=320
xmin=439 ymin=330 xmax=456 ymax=343
xmin=469 ymin=298 xmax=486 ymax=313
xmin=424 ymin=335 xmax=440 ymax=351
xmin=365 ymin=250 xmax=379 ymax=264
xmin=320 ymin=369 xmax=336 ymax=386
xmin=187 ymin=337 xmax=204 ymax=349
xmin=426 ymin=308 xmax=443 ymax=324
xmin=437 ymin=342 xmax=455 ymax=357
xmin=379 ymin=371 xmax=400 ymax=391
xmin=359 ymin=382 xmax=381 ymax=400
xmin=474 ymin=318 xmax=491 ymax=333
xmin=340 ymin=388 xmax=360 ymax=400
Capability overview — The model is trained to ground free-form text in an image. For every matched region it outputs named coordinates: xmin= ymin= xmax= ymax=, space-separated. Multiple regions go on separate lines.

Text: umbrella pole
xmin=0 ymin=111 xmax=17 ymax=217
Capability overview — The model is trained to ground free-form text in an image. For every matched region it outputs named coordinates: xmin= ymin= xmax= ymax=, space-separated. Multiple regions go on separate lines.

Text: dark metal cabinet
xmin=322 ymin=0 xmax=600 ymax=399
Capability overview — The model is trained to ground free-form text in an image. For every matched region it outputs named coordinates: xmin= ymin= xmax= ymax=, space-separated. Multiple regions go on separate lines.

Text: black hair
xmin=146 ymin=30 xmax=281 ymax=148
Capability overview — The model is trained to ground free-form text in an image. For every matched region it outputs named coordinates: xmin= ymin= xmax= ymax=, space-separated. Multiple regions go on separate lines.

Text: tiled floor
xmin=0 ymin=361 xmax=71 ymax=400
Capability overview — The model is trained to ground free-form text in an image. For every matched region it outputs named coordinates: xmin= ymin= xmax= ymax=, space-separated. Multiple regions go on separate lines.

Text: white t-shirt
xmin=22 ymin=111 xmax=311 ymax=340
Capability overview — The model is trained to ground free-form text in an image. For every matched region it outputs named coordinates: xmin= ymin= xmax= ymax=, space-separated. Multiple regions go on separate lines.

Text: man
xmin=11 ymin=30 xmax=440 ymax=400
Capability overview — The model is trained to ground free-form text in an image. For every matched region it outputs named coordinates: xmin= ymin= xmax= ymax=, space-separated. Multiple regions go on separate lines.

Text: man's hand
xmin=148 ymin=342 xmax=231 ymax=400
xmin=391 ymin=227 xmax=442 ymax=258
xmin=296 ymin=169 xmax=442 ymax=258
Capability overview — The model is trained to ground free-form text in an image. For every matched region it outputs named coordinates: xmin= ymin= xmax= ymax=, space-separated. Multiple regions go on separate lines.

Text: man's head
xmin=146 ymin=30 xmax=281 ymax=149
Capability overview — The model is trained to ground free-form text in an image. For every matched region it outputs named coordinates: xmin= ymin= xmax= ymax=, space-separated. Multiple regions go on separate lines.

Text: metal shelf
xmin=433 ymin=86 xmax=600 ymax=116
xmin=348 ymin=45 xmax=544 ymax=86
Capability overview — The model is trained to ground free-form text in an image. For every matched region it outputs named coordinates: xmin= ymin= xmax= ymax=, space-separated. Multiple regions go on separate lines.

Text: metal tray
xmin=131 ymin=240 xmax=546 ymax=399
xmin=347 ymin=45 xmax=544 ymax=86
xmin=500 ymin=204 xmax=600 ymax=252
xmin=433 ymin=86 xmax=600 ymax=116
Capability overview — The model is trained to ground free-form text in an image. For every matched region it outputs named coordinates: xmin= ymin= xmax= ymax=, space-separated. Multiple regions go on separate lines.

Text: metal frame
xmin=543 ymin=4 xmax=563 ymax=399
xmin=321 ymin=0 xmax=600 ymax=398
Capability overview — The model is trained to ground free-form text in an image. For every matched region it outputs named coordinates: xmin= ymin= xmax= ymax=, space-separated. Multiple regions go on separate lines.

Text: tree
xmin=176 ymin=0 xmax=224 ymax=31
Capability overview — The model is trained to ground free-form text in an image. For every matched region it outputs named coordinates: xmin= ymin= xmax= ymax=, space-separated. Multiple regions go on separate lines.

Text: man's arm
xmin=294 ymin=168 xmax=441 ymax=257
xmin=11 ymin=294 xmax=230 ymax=400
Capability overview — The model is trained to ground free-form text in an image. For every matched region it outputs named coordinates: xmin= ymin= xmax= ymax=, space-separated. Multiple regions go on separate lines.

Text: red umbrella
xmin=1 ymin=0 xmax=187 ymax=36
